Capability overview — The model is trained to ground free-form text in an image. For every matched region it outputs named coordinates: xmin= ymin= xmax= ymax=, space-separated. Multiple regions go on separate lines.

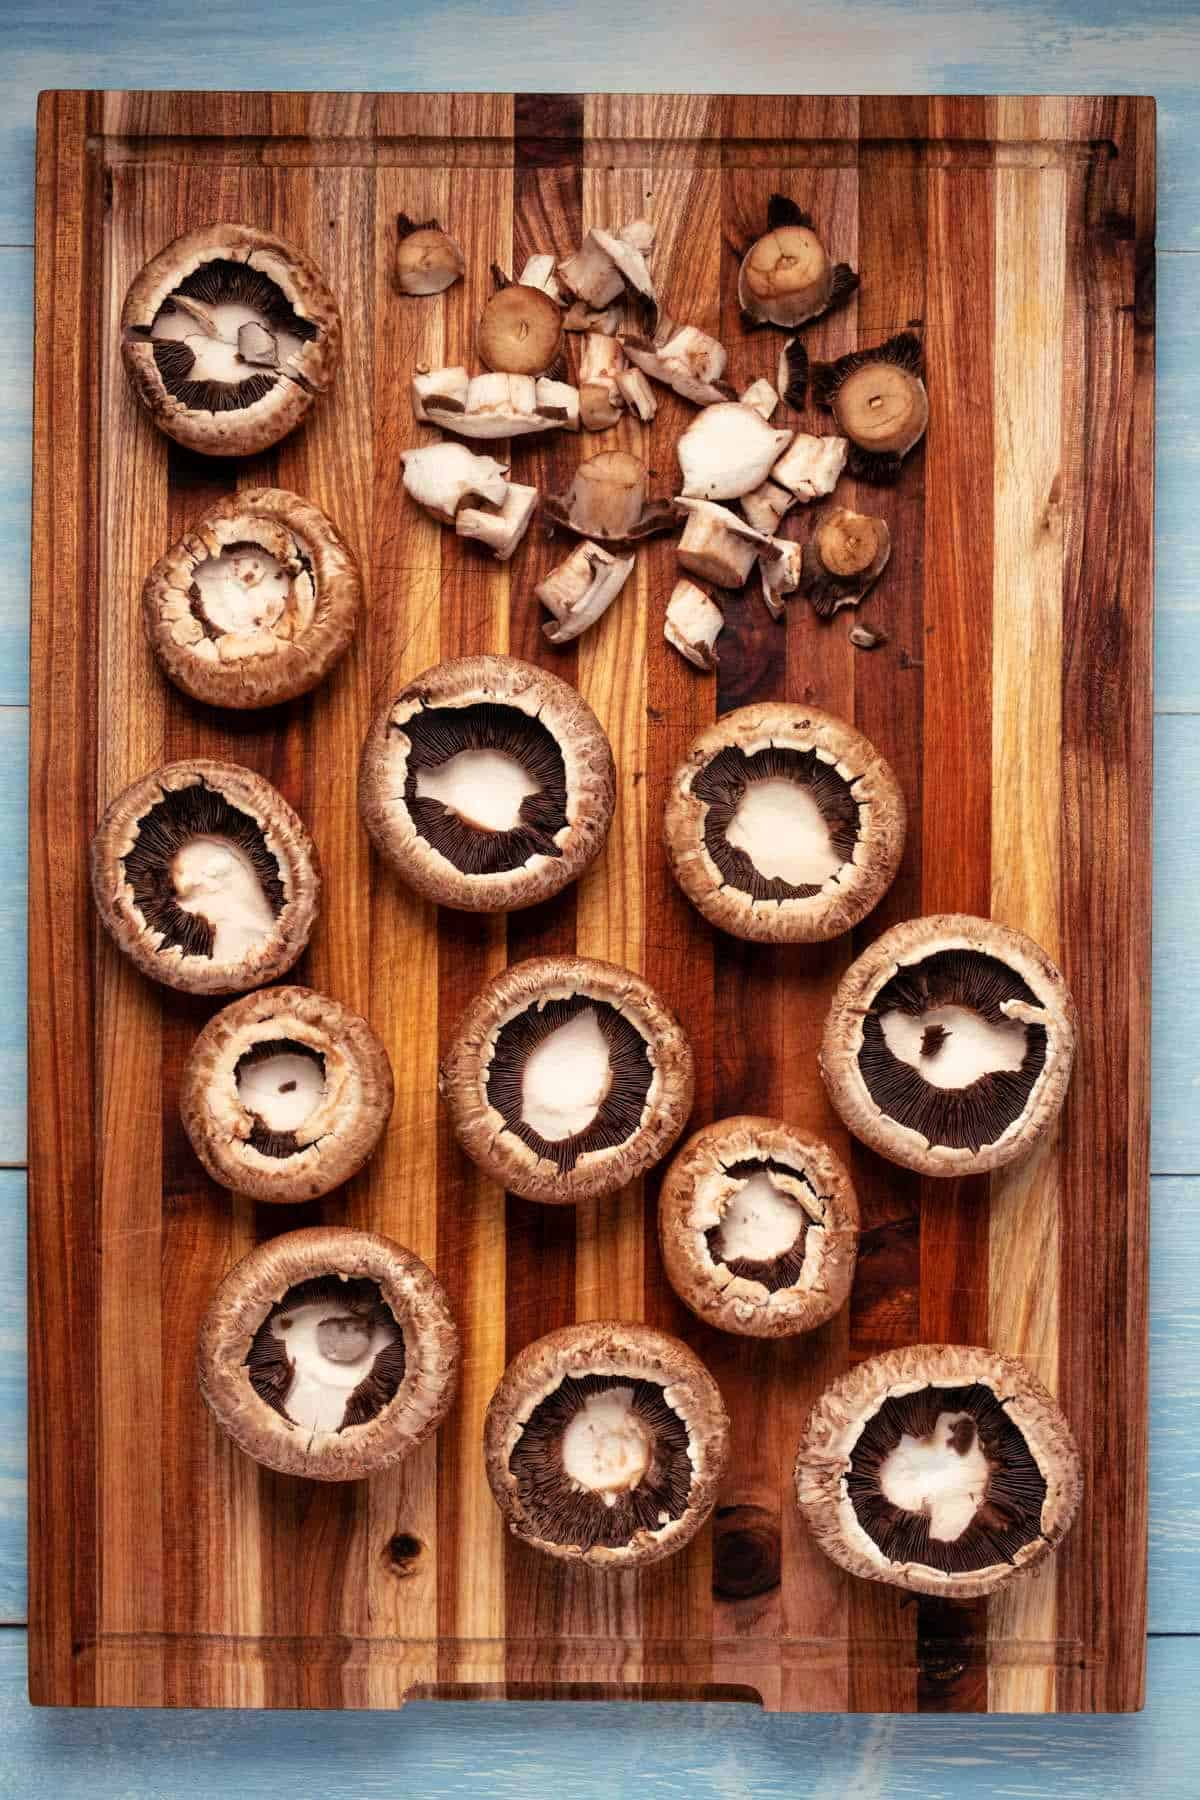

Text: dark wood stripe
xmin=514 ymin=94 xmax=584 ymax=169
xmin=1055 ymin=94 xmax=1151 ymax=1715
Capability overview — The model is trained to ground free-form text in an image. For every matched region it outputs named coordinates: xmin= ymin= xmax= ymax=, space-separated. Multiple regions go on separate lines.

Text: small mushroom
xmin=544 ymin=450 xmax=676 ymax=546
xmin=664 ymin=579 xmax=724 ymax=670
xmin=578 ymin=333 xmax=627 ymax=431
xmin=615 ymin=365 xmax=657 ymax=422
xmin=359 ymin=655 xmax=616 ymax=914
xmin=778 ymin=337 xmax=809 ymax=409
xmin=395 ymin=212 xmax=465 ymax=295
xmin=674 ymin=498 xmax=781 ymax=590
xmin=737 ymin=195 xmax=859 ymax=330
xmin=740 ymin=479 xmax=794 ymax=536
xmin=439 ymin=954 xmax=695 ymax=1204
xmin=181 ymin=985 xmax=394 ymax=1203
xmin=455 ymin=482 xmax=539 ymax=561
xmin=621 ymin=322 xmax=734 ymax=407
xmin=800 ymin=505 xmax=892 ymax=616
xmin=198 ymin=1226 xmax=460 ymax=1481
xmin=739 ymin=378 xmax=779 ymax=421
xmin=484 ymin=1321 xmax=729 ymax=1569
xmin=400 ymin=441 xmax=509 ymax=524
xmin=478 ymin=281 xmax=563 ymax=376
xmin=537 ymin=542 xmax=636 ymax=644
xmin=771 ymin=433 xmax=849 ymax=503
xmin=677 ymin=401 xmax=793 ymax=501
xmin=811 ymin=333 xmax=928 ymax=483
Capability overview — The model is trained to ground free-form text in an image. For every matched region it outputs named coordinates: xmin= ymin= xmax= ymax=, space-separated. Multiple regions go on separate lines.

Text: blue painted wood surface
xmin=5 ymin=0 xmax=1200 ymax=1786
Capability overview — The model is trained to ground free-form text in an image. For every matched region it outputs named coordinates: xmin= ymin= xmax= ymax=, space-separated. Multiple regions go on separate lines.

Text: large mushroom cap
xmin=658 ymin=1116 xmax=859 ymax=1338
xmin=484 ymin=1321 xmax=730 ymax=1568
xmin=664 ymin=702 xmax=906 ymax=944
xmin=819 ymin=913 xmax=1077 ymax=1177
xmin=142 ymin=488 xmax=362 ymax=710
xmin=181 ymin=986 xmax=394 ymax=1204
xmin=121 ymin=222 xmax=341 ymax=457
xmin=90 ymin=758 xmax=320 ymax=995
xmin=359 ymin=654 xmax=616 ymax=914
xmin=198 ymin=1226 xmax=459 ymax=1482
xmin=794 ymin=1343 xmax=1082 ymax=1599
xmin=439 ymin=954 xmax=695 ymax=1204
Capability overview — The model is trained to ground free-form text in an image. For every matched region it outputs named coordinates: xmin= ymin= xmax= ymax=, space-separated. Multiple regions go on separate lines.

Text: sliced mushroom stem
xmin=455 ymin=482 xmax=539 ymax=562
xmin=537 ymin=542 xmax=636 ymax=643
xmin=740 ymin=479 xmax=795 ymax=536
xmin=771 ymin=433 xmax=849 ymax=503
xmin=675 ymin=498 xmax=780 ymax=590
xmin=811 ymin=334 xmax=928 ymax=481
xmin=615 ymin=365 xmax=657 ymax=422
xmin=800 ymin=506 xmax=892 ymax=617
xmin=401 ymin=442 xmax=509 ymax=524
xmin=518 ymin=253 xmax=564 ymax=301
xmin=665 ymin=580 xmax=724 ymax=670
xmin=579 ymin=333 xmax=627 ymax=431
xmin=478 ymin=282 xmax=564 ymax=377
xmin=546 ymin=450 xmax=675 ymax=545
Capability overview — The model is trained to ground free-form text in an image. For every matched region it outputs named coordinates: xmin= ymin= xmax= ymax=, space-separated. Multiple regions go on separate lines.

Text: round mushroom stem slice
xmin=478 ymin=282 xmax=564 ymax=376
xmin=811 ymin=333 xmax=928 ymax=482
xmin=400 ymin=441 xmax=510 ymax=525
xmin=677 ymin=402 xmax=794 ymax=501
xmin=818 ymin=509 xmax=882 ymax=576
xmin=198 ymin=1226 xmax=460 ymax=1482
xmin=545 ymin=450 xmax=676 ymax=547
xmin=794 ymin=1343 xmax=1083 ymax=1599
xmin=439 ymin=954 xmax=695 ymax=1205
xmin=395 ymin=212 xmax=466 ymax=295
xmin=483 ymin=1321 xmax=730 ymax=1567
xmin=537 ymin=541 xmax=636 ymax=644
xmin=819 ymin=913 xmax=1077 ymax=1177
xmin=659 ymin=1115 xmax=859 ymax=1337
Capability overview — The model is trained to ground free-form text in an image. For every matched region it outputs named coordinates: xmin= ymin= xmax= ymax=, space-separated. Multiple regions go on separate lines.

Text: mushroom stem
xmin=675 ymin=499 xmax=780 ymax=590
xmin=579 ymin=333 xmax=627 ymax=431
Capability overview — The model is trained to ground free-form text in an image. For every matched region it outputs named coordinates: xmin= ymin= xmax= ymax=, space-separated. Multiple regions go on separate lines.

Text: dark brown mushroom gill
xmin=845 ymin=1383 xmax=1048 ymax=1576
xmin=857 ymin=950 xmax=1048 ymax=1154
xmin=122 ymin=778 xmax=285 ymax=959
xmin=233 ymin=1037 xmax=326 ymax=1159
xmin=693 ymin=745 xmax=861 ymax=903
xmin=400 ymin=702 xmax=570 ymax=877
xmin=147 ymin=258 xmax=317 ymax=414
xmin=705 ymin=1157 xmax=821 ymax=1293
xmin=246 ymin=1273 xmax=406 ymax=1433
xmin=508 ymin=1372 xmax=693 ymax=1551
xmin=487 ymin=994 xmax=653 ymax=1175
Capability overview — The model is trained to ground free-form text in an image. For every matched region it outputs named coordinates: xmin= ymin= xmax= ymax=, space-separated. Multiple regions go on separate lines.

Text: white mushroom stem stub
xmin=171 ymin=836 xmax=277 ymax=964
xmin=878 ymin=1412 xmax=992 ymax=1542
xmin=560 ymin=1386 xmax=652 ymax=1504
xmin=521 ymin=1005 xmax=613 ymax=1141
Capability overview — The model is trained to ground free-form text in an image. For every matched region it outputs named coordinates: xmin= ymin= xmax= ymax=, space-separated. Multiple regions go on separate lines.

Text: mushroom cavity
xmin=737 ymin=195 xmax=859 ymax=330
xmin=811 ymin=333 xmax=928 ymax=483
xmin=483 ymin=1322 xmax=730 ymax=1567
xmin=236 ymin=1038 xmax=326 ymax=1135
xmin=247 ymin=1274 xmax=405 ymax=1434
xmin=794 ymin=1345 xmax=1083 ymax=1598
xmin=439 ymin=956 xmax=695 ymax=1204
xmin=820 ymin=915 xmax=1077 ymax=1177
xmin=360 ymin=656 xmax=615 ymax=913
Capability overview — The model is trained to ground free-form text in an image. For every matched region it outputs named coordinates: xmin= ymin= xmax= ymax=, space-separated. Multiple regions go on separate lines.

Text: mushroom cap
xmin=142 ymin=488 xmax=362 ymax=710
xmin=358 ymin=655 xmax=616 ymax=914
xmin=819 ymin=912 xmax=1077 ymax=1177
xmin=663 ymin=702 xmax=907 ymax=944
xmin=658 ymin=1115 xmax=859 ymax=1339
xmin=483 ymin=1320 xmax=730 ymax=1568
xmin=737 ymin=225 xmax=833 ymax=326
xmin=834 ymin=361 xmax=929 ymax=455
xmin=89 ymin=758 xmax=320 ymax=995
xmin=794 ymin=1343 xmax=1083 ymax=1599
xmin=180 ymin=985 xmax=394 ymax=1203
xmin=439 ymin=954 xmax=695 ymax=1204
xmin=120 ymin=222 xmax=341 ymax=457
xmin=197 ymin=1226 xmax=459 ymax=1482
xmin=478 ymin=283 xmax=563 ymax=376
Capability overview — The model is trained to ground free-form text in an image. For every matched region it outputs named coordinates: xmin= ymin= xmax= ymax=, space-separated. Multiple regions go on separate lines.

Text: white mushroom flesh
xmin=520 ymin=1005 xmax=612 ymax=1141
xmin=537 ymin=542 xmax=635 ymax=644
xmin=558 ymin=233 xmax=625 ymax=309
xmin=712 ymin=1171 xmax=806 ymax=1264
xmin=192 ymin=546 xmax=291 ymax=636
xmin=678 ymin=402 xmax=793 ymax=501
xmin=237 ymin=1050 xmax=325 ymax=1133
xmin=623 ymin=325 xmax=729 ymax=406
xmin=771 ymin=433 xmax=849 ymax=502
xmin=411 ymin=364 xmax=470 ymax=422
xmin=151 ymin=295 xmax=303 ymax=379
xmin=739 ymin=378 xmax=779 ymax=421
xmin=518 ymin=253 xmax=563 ymax=300
xmin=615 ymin=366 xmax=657 ymax=422
xmin=268 ymin=1298 xmax=400 ymax=1436
xmin=401 ymin=442 xmax=509 ymax=523
xmin=740 ymin=480 xmax=794 ymax=535
xmin=170 ymin=836 xmax=277 ymax=964
xmin=878 ymin=1411 xmax=992 ymax=1543
xmin=725 ymin=779 xmax=844 ymax=887
xmin=665 ymin=579 xmax=723 ymax=669
xmin=878 ymin=1004 xmax=1029 ymax=1090
xmin=560 ymin=1386 xmax=651 ymax=1504
xmin=455 ymin=482 xmax=538 ymax=561
xmin=535 ymin=377 xmax=581 ymax=430
xmin=416 ymin=749 xmax=539 ymax=832
xmin=675 ymin=499 xmax=773 ymax=589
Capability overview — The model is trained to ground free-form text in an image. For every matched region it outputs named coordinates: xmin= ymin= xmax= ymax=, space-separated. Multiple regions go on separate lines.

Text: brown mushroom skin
xmin=180 ymin=986 xmax=394 ymax=1204
xmin=658 ymin=1116 xmax=859 ymax=1339
xmin=819 ymin=913 xmax=1077 ymax=1178
xmin=794 ymin=1343 xmax=1083 ymax=1599
xmin=478 ymin=283 xmax=563 ymax=376
xmin=198 ymin=1226 xmax=460 ymax=1482
xmin=484 ymin=1321 xmax=730 ymax=1568
xmin=121 ymin=223 xmax=341 ymax=458
xmin=142 ymin=488 xmax=362 ymax=710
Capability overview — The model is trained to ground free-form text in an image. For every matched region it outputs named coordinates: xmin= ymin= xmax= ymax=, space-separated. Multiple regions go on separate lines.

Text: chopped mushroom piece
xmin=615 ymin=365 xmax=657 ymax=422
xmin=579 ymin=333 xmax=627 ymax=431
xmin=590 ymin=226 xmax=656 ymax=314
xmin=400 ymin=442 xmax=509 ymax=524
xmin=677 ymin=401 xmax=793 ymax=501
xmin=740 ymin=479 xmax=794 ymax=535
xmin=395 ymin=212 xmax=465 ymax=295
xmin=739 ymin=378 xmax=779 ymax=422
xmin=665 ymin=580 xmax=724 ymax=670
xmin=563 ymin=298 xmax=623 ymax=335
xmin=675 ymin=498 xmax=781 ymax=589
xmin=558 ymin=233 xmax=627 ymax=309
xmin=518 ymin=253 xmax=563 ymax=300
xmin=621 ymin=322 xmax=734 ymax=407
xmin=811 ymin=333 xmax=928 ymax=483
xmin=545 ymin=449 xmax=676 ymax=545
xmin=478 ymin=281 xmax=563 ymax=376
xmin=412 ymin=371 xmax=579 ymax=441
xmin=771 ymin=433 xmax=849 ymax=502
xmin=800 ymin=505 xmax=892 ymax=616
xmin=411 ymin=364 xmax=470 ymax=423
xmin=456 ymin=482 xmax=539 ymax=561
xmin=758 ymin=538 xmax=804 ymax=620
xmin=849 ymin=624 xmax=887 ymax=650
xmin=737 ymin=195 xmax=859 ymax=329
xmin=237 ymin=320 xmax=278 ymax=366
xmin=535 ymin=376 xmax=581 ymax=430
xmin=537 ymin=541 xmax=636 ymax=644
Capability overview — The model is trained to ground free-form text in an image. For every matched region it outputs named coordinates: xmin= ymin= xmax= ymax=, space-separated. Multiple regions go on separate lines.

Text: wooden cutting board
xmin=28 ymin=91 xmax=1153 ymax=1714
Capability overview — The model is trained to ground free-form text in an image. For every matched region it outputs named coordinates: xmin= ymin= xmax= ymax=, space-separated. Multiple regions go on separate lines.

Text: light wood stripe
xmin=987 ymin=93 xmax=1069 ymax=1714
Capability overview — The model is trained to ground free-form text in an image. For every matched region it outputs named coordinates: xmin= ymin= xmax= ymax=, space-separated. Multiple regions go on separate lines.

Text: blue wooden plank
xmin=0 ymin=1174 xmax=24 ymax=1625
xmin=0 ymin=253 xmax=31 ymax=711
xmin=0 ymin=710 xmax=25 ymax=1165
xmin=0 ymin=0 xmax=1195 ymax=248
xmin=1151 ymin=716 xmax=1200 ymax=1172
xmin=0 ymin=1627 xmax=1196 ymax=1797
xmin=1155 ymin=255 xmax=1200 ymax=716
